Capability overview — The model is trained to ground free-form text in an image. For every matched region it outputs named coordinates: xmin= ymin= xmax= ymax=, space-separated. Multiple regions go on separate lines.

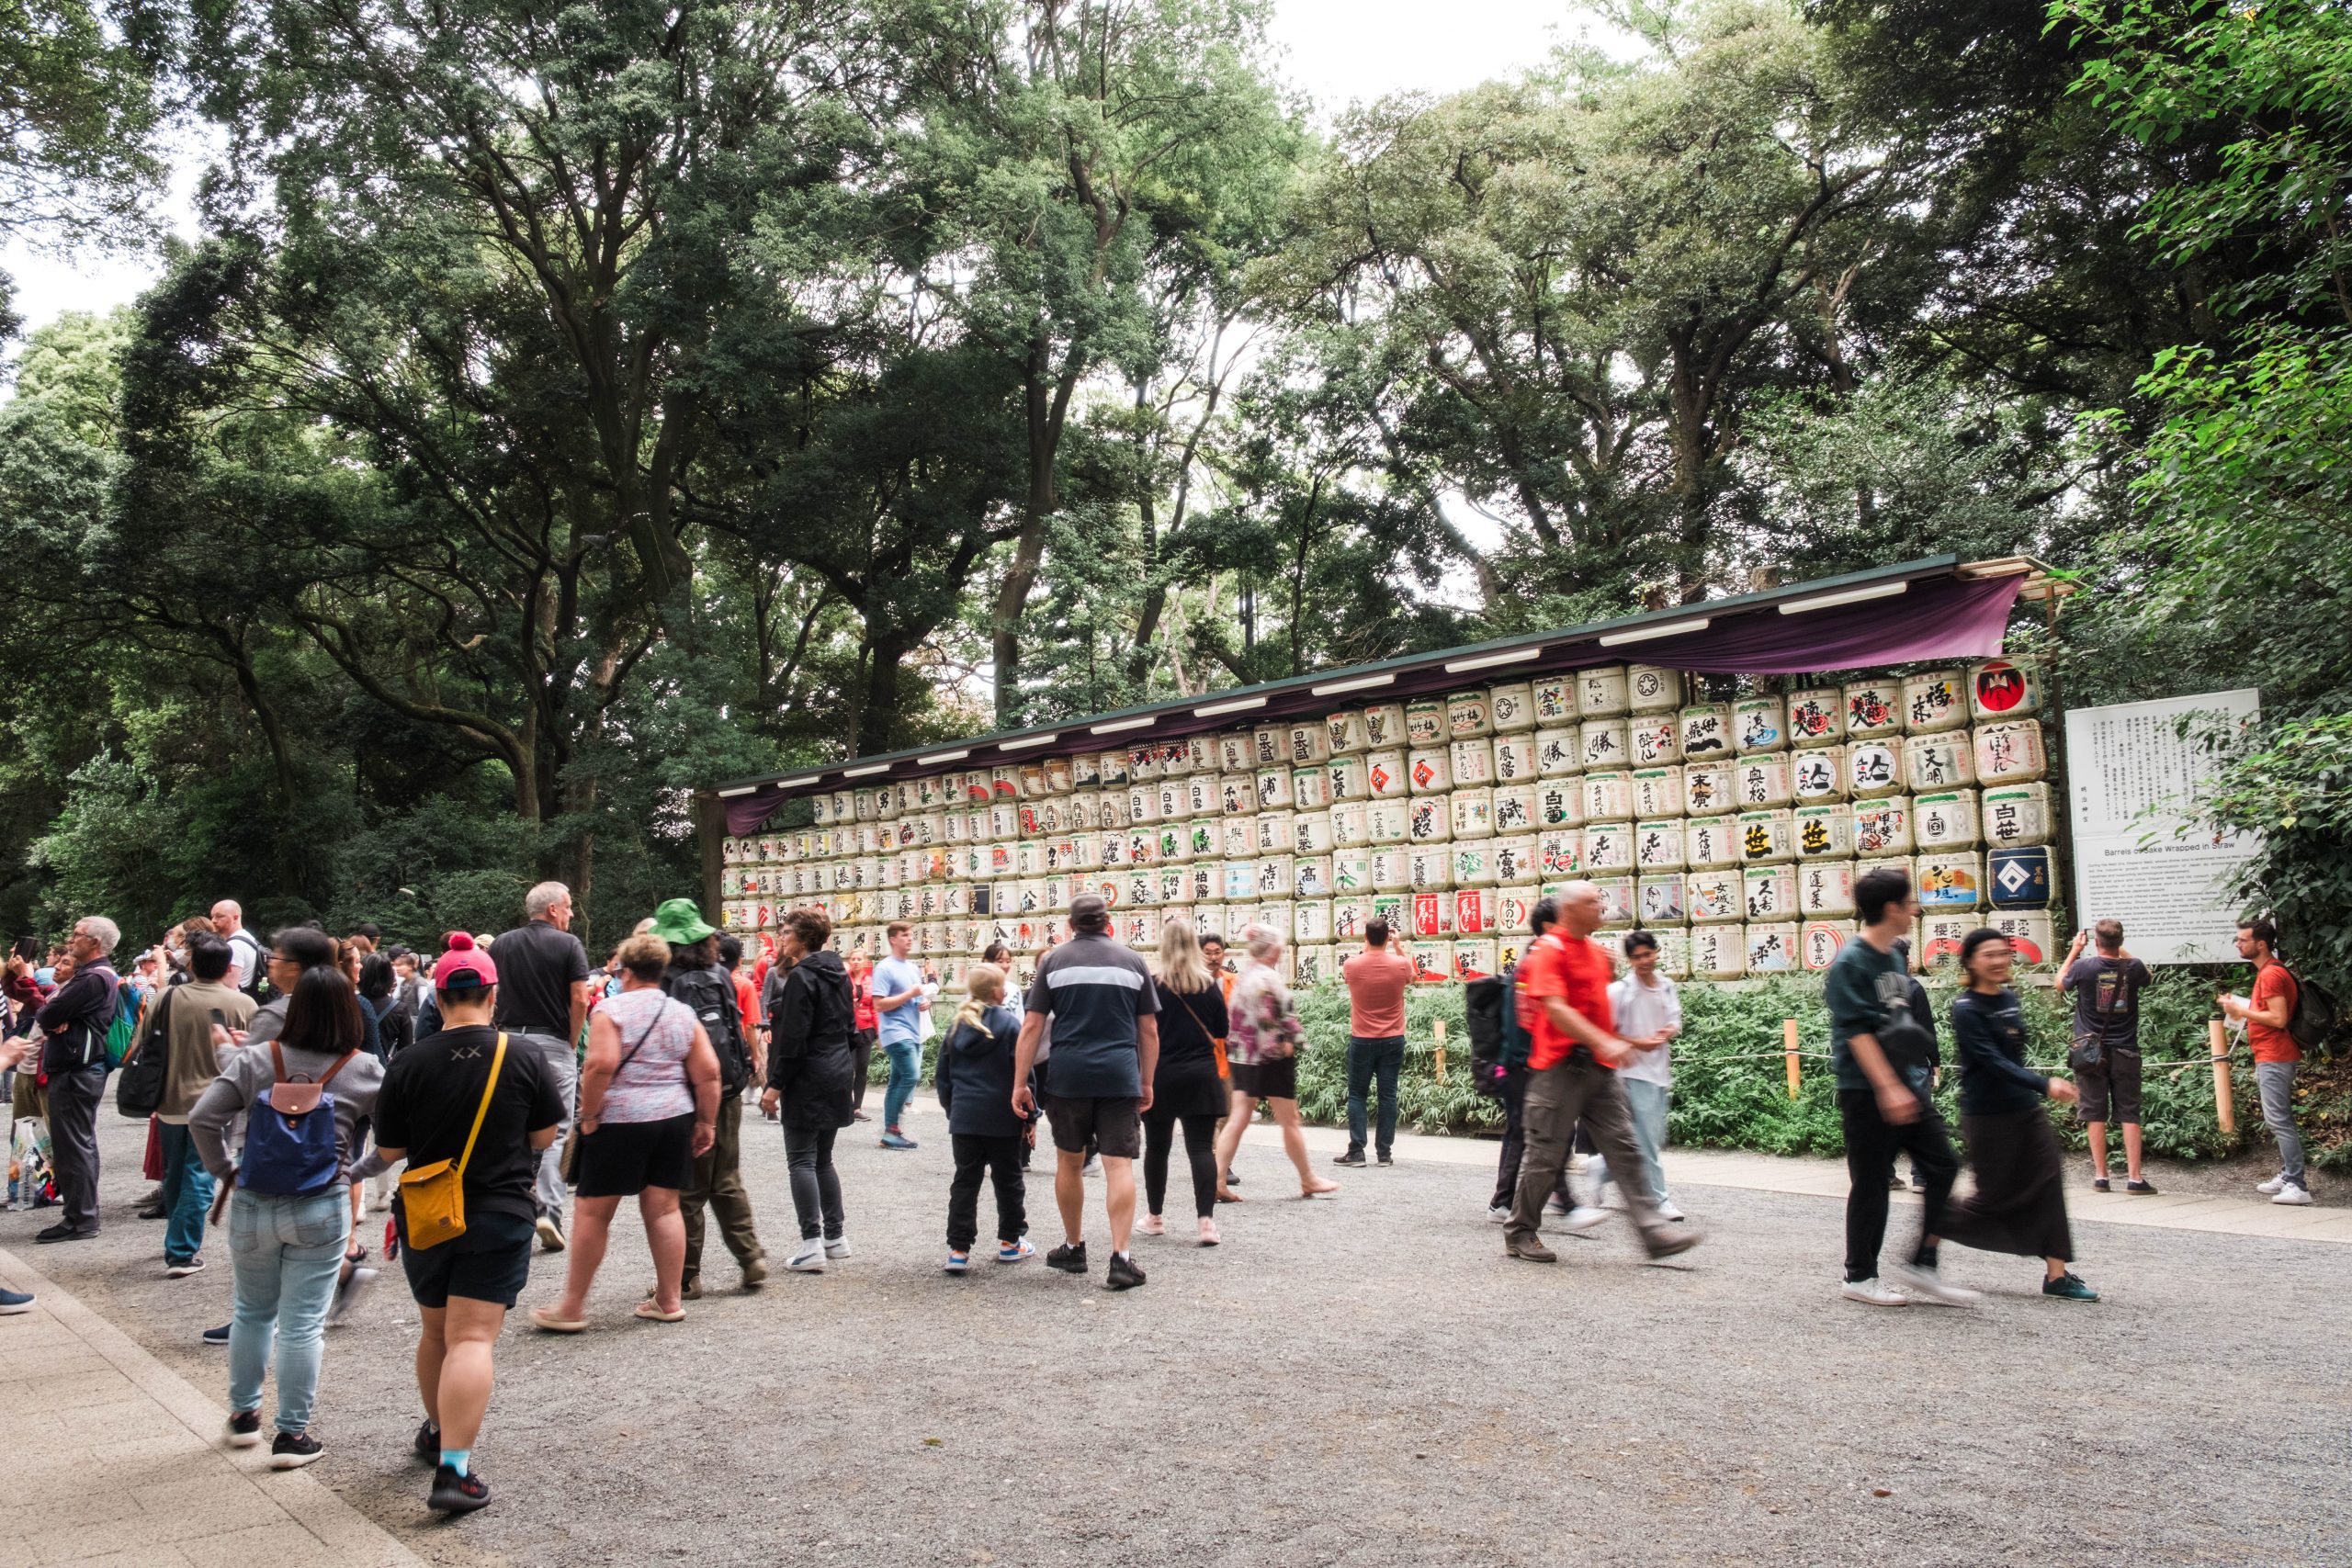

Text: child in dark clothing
xmin=935 ymin=964 xmax=1035 ymax=1272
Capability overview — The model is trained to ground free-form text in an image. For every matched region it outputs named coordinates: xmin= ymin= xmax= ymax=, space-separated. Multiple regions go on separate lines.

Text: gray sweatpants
xmin=516 ymin=1032 xmax=577 ymax=1218
xmin=2256 ymin=1059 xmax=2305 ymax=1185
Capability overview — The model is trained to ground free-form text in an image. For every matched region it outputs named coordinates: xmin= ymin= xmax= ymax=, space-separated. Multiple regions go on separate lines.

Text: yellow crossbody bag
xmin=398 ymin=1032 xmax=506 ymax=1251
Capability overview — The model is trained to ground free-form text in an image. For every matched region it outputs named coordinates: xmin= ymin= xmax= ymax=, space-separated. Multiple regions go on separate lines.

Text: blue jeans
xmin=228 ymin=1187 xmax=350 ymax=1435
xmin=158 ymin=1122 xmax=215 ymax=1265
xmin=881 ymin=1038 xmax=922 ymax=1131
xmin=1345 ymin=1035 xmax=1406 ymax=1155
xmin=1594 ymin=1077 xmax=1670 ymax=1204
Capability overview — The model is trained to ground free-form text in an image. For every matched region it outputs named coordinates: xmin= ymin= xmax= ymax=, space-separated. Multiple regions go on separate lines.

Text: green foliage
xmin=0 ymin=0 xmax=168 ymax=265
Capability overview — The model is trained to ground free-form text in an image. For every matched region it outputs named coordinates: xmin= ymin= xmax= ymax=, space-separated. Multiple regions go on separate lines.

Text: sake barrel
xmin=1592 ymin=876 xmax=1637 ymax=927
xmin=1579 ymin=717 xmax=1631 ymax=771
xmin=1216 ymin=775 xmax=1252 ymax=818
xmin=1295 ymin=853 xmax=1336 ymax=900
xmin=988 ymin=801 xmax=1021 ymax=842
xmin=1988 ymin=845 xmax=2053 ymax=909
xmin=1370 ymin=847 xmax=1412 ymax=891
xmin=1408 ymin=940 xmax=1451 ymax=982
xmin=1361 ymin=702 xmax=1408 ymax=750
xmin=1157 ymin=741 xmax=1191 ymax=778
xmin=1215 ymin=731 xmax=1251 ymax=775
xmin=1739 ymin=807 xmax=1795 ymax=863
xmin=1329 ymin=801 xmax=1370 ymax=848
xmin=806 ymin=792 xmax=830 ymax=829
xmin=1743 ymin=863 xmax=1796 ymax=920
xmin=1626 ymin=766 xmax=1677 ymax=820
xmin=1452 ymin=842 xmax=1497 ymax=886
xmin=1489 ymin=681 xmax=1536 ymax=734
xmin=1327 ymin=754 xmax=1368 ymax=803
xmin=1405 ymin=699 xmax=1447 ymax=747
xmin=1537 ymin=779 xmax=1584 ymax=829
xmin=1735 ymin=697 xmax=1785 ymax=753
xmin=1452 ymin=939 xmax=1500 ymax=981
xmin=1294 ymin=899 xmax=1332 ymax=945
xmin=1129 ymin=909 xmax=1167 ymax=950
xmin=1630 ymin=715 xmax=1682 ymax=767
xmin=1099 ymin=790 xmax=1131 ymax=831
xmin=1253 ymin=767 xmax=1294 ymax=810
xmin=1037 ymin=799 xmax=1069 ymax=838
xmin=1064 ymin=791 xmax=1097 ymax=833
xmin=1185 ymin=735 xmax=1217 ymax=774
xmin=1497 ymin=888 xmax=1538 ymax=935
xmin=1252 ymin=811 xmax=1293 ymax=856
xmin=1794 ymin=803 xmax=1852 ymax=859
xmin=1366 ymin=799 xmax=1409 ymax=844
xmin=1904 ymin=732 xmax=1975 ymax=792
xmin=1454 ymin=887 xmax=1498 ymax=931
xmin=1969 ymin=658 xmax=2042 ymax=721
xmin=1220 ymin=859 xmax=1257 ymax=902
xmin=1096 ymin=750 xmax=1130 ymax=788
xmin=1123 ymin=783 xmax=1157 ymax=826
xmin=1652 ymin=929 xmax=1691 ymax=978
xmin=1409 ymin=890 xmax=1454 ymax=938
xmin=1852 ymin=797 xmax=1915 ymax=857
xmin=1903 ymin=669 xmax=1967 ymax=734
xmin=1492 ymin=733 xmax=1538 ymax=784
xmin=1535 ymin=728 xmax=1582 ymax=776
xmin=854 ymin=787 xmax=879 ymax=822
xmin=1184 ymin=772 xmax=1217 ymax=818
xmin=1690 ymin=922 xmax=1746 ymax=977
xmin=1844 ymin=679 xmax=1902 ymax=740
xmin=1582 ymin=821 xmax=1634 ymax=873
xmin=1680 ymin=761 xmax=1733 ymax=818
xmin=1583 ymin=769 xmax=1634 ymax=821
xmin=1491 ymin=783 xmax=1540 ymax=835
xmin=1039 ymin=873 xmax=1070 ymax=913
xmin=1446 ymin=689 xmax=1493 ymax=739
xmin=1637 ymin=875 xmax=1687 ymax=927
xmin=1408 ymin=796 xmax=1451 ymax=844
xmin=1406 ymin=747 xmax=1451 ymax=795
xmin=1214 ymin=817 xmax=1251 ymax=859
xmin=1792 ymin=746 xmax=1847 ymax=803
xmin=1015 ymin=761 xmax=1048 ymax=801
xmin=1532 ymin=675 xmax=1576 ymax=726
xmin=1746 ymin=921 xmax=1800 ymax=973
xmin=1680 ymin=703 xmax=1733 ymax=761
xmin=1915 ymin=789 xmax=1982 ymax=850
xmin=1291 ymin=767 xmax=1329 ymax=812
xmin=1802 ymin=920 xmax=1853 ymax=972
xmin=1628 ymin=664 xmax=1682 ymax=714
xmin=1116 ymin=867 xmax=1156 ymax=908
xmin=1981 ymin=782 xmax=2053 ymax=847
xmin=1450 ymin=738 xmax=1494 ymax=786
xmin=1973 ymin=719 xmax=2049 ymax=784
xmin=1016 ymin=876 xmax=1047 ymax=915
xmin=1126 ymin=829 xmax=1159 ymax=869
xmin=1578 ymin=664 xmax=1630 ymax=716
xmin=1153 ymin=824 xmax=1189 ymax=865
xmin=914 ymin=775 xmax=942 ymax=814
xmin=1494 ymin=833 xmax=1540 ymax=886
xmin=1539 ymin=829 xmax=1582 ymax=879
xmin=942 ymin=883 xmax=971 ymax=917
xmin=1288 ymin=722 xmax=1330 ymax=768
xmin=1916 ymin=851 xmax=1984 ymax=910
xmin=1293 ymin=811 xmax=1334 ymax=855
xmin=1365 ymin=749 xmax=1408 ymax=799
xmin=1988 ymin=910 xmax=2056 ymax=965
xmin=918 ymin=811 xmax=945 ymax=849
xmin=1786 ymin=687 xmax=1845 ymax=745
xmin=1685 ymin=815 xmax=1739 ymax=870
xmin=1846 ymin=740 xmax=1905 ymax=799
xmin=1070 ymin=752 xmax=1102 ymax=789
xmin=1330 ymin=847 xmax=1372 ymax=897
xmin=1735 ymin=753 xmax=1792 ymax=808
xmin=1407 ymin=846 xmax=1453 ymax=892
xmin=1325 ymin=708 xmax=1368 ymax=756
xmin=1798 ymin=858 xmax=1856 ymax=917
xmin=1243 ymin=725 xmax=1280 ymax=772
xmin=1451 ymin=786 xmax=1495 ymax=840
xmin=1329 ymin=899 xmax=1370 ymax=943
xmin=1916 ymin=913 xmax=1973 ymax=973
xmin=1634 ymin=820 xmax=1685 ymax=873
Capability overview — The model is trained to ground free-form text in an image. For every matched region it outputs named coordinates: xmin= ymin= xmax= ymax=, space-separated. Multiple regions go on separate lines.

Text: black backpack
xmin=664 ymin=964 xmax=748 ymax=1093
xmin=115 ymin=990 xmax=176 ymax=1119
xmin=1464 ymin=973 xmax=1507 ymax=1099
xmin=2287 ymin=970 xmax=2342 ymax=1060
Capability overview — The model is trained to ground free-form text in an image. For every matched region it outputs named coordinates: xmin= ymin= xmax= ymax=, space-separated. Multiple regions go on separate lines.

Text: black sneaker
xmin=1104 ymin=1253 xmax=1147 ymax=1292
xmin=1045 ymin=1241 xmax=1089 ymax=1274
xmin=201 ymin=1323 xmax=231 ymax=1347
xmin=2126 ymin=1179 xmax=2159 ymax=1195
xmin=1376 ymin=1150 xmax=1395 ymax=1168
xmin=413 ymin=1418 xmax=441 ymax=1463
xmin=136 ymin=1201 xmax=167 ymax=1221
xmin=33 ymin=1223 xmax=93 ymax=1244
xmin=429 ymin=1463 xmax=492 ymax=1513
xmin=222 ymin=1410 xmax=263 ymax=1448
xmin=2091 ymin=1176 xmax=2110 ymax=1191
xmin=269 ymin=1430 xmax=325 ymax=1469
xmin=1332 ymin=1147 xmax=1366 ymax=1168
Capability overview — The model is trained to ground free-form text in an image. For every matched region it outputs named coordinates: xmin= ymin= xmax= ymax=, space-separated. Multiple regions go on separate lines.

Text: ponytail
xmin=956 ymin=963 xmax=1007 ymax=1039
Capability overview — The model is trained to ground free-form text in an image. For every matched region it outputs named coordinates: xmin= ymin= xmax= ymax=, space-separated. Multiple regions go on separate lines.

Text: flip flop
xmin=528 ymin=1307 xmax=587 ymax=1334
xmin=634 ymin=1301 xmax=685 ymax=1323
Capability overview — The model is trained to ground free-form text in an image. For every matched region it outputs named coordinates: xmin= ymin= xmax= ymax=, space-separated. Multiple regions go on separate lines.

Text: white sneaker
xmin=1486 ymin=1203 xmax=1511 ymax=1224
xmin=2256 ymin=1175 xmax=2287 ymax=1195
xmin=2273 ymin=1183 xmax=2315 ymax=1206
xmin=786 ymin=1237 xmax=827 ymax=1272
xmin=1557 ymin=1204 xmax=1610 ymax=1237
xmin=1654 ymin=1199 xmax=1686 ymax=1224
xmin=1841 ymin=1277 xmax=1907 ymax=1306
xmin=823 ymin=1236 xmax=854 ymax=1259
xmin=1885 ymin=1259 xmax=1980 ymax=1307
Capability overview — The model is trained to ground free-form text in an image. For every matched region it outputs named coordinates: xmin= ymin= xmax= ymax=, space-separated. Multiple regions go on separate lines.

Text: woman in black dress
xmin=1140 ymin=916 xmax=1230 ymax=1247
xmin=1930 ymin=928 xmax=2099 ymax=1303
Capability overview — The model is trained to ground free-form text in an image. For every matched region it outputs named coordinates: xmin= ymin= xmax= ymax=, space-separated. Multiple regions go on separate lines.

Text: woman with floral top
xmin=1212 ymin=926 xmax=1340 ymax=1201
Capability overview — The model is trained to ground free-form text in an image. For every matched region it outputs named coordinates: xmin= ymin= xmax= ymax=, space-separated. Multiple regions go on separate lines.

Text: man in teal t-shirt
xmin=870 ymin=923 xmax=927 ymax=1150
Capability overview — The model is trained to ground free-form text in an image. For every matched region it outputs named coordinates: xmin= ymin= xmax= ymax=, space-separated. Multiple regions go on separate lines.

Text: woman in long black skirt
xmin=1929 ymin=928 xmax=2099 ymax=1303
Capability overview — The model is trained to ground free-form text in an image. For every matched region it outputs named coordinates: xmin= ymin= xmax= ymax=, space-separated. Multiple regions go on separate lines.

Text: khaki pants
xmin=682 ymin=1092 xmax=763 ymax=1282
xmin=1507 ymin=1055 xmax=1668 ymax=1247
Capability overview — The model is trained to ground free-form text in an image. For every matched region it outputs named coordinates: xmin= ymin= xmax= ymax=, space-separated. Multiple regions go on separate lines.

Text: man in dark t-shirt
xmin=2062 ymin=919 xmax=2157 ymax=1194
xmin=488 ymin=881 xmax=590 ymax=1248
xmin=1012 ymin=894 xmax=1159 ymax=1291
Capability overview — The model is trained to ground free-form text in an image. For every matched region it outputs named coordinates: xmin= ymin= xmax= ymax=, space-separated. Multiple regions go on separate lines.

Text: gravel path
xmin=25 ymin=1102 xmax=2346 ymax=1568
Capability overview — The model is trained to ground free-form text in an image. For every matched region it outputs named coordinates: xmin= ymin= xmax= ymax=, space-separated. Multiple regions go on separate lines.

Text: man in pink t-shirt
xmin=1336 ymin=919 xmax=1419 ymax=1167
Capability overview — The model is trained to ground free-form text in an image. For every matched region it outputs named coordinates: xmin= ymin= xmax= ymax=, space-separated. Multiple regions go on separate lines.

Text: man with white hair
xmin=33 ymin=915 xmax=125 ymax=1241
xmin=490 ymin=881 xmax=591 ymax=1250
xmin=209 ymin=900 xmax=265 ymax=995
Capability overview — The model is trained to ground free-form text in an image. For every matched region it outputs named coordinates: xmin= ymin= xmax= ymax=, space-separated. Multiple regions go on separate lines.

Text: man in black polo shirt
xmin=488 ymin=881 xmax=591 ymax=1251
xmin=1012 ymin=894 xmax=1159 ymax=1291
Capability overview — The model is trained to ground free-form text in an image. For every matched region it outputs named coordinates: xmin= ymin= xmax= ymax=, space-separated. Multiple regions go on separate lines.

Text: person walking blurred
xmin=1142 ymin=917 xmax=1228 ymax=1246
xmin=870 ymin=922 xmax=925 ymax=1149
xmin=1212 ymin=925 xmax=1340 ymax=1204
xmin=155 ymin=935 xmax=255 ymax=1275
xmin=1594 ymin=930 xmax=1683 ymax=1222
xmin=760 ymin=909 xmax=858 ymax=1272
xmin=489 ymin=883 xmax=591 ymax=1254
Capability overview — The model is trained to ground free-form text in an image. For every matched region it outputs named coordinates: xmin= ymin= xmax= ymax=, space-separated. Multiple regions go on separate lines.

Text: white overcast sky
xmin=0 ymin=0 xmax=1572 ymax=336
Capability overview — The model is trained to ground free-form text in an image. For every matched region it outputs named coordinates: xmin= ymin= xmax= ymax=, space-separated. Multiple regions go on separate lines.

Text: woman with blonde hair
xmin=933 ymin=964 xmax=1035 ymax=1272
xmin=1142 ymin=917 xmax=1231 ymax=1244
xmin=1213 ymin=926 xmax=1340 ymax=1201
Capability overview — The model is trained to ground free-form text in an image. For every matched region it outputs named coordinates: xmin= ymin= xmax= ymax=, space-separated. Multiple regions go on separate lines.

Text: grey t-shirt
xmin=2064 ymin=954 xmax=2153 ymax=1050
xmin=1025 ymin=933 xmax=1159 ymax=1099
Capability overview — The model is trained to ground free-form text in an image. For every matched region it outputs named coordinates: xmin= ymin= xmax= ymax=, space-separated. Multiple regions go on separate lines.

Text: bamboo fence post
xmin=2210 ymin=1018 xmax=2235 ymax=1135
xmin=1783 ymin=1018 xmax=1801 ymax=1100
xmin=1432 ymin=1018 xmax=1447 ymax=1082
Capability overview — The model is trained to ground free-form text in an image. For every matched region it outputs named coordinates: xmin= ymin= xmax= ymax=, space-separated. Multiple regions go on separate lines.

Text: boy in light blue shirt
xmin=871 ymin=922 xmax=927 ymax=1150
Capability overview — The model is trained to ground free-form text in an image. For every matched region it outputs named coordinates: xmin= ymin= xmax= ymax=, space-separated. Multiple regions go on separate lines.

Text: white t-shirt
xmin=1609 ymin=971 xmax=1681 ymax=1088
xmin=224 ymin=929 xmax=265 ymax=993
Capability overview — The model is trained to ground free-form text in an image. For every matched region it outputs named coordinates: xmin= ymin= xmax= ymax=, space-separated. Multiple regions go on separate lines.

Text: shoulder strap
xmin=317 ymin=1049 xmax=358 ymax=1088
xmin=453 ymin=1032 xmax=508 ymax=1180
xmin=1170 ymin=987 xmax=1214 ymax=1041
xmin=271 ymin=1040 xmax=288 ymax=1083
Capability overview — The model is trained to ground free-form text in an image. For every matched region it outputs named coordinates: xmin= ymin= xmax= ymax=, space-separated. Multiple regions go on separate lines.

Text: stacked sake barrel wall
xmin=716 ymin=658 xmax=2062 ymax=988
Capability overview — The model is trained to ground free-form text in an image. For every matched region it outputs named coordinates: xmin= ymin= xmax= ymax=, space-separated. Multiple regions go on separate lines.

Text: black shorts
xmin=575 ymin=1112 xmax=695 ymax=1197
xmin=398 ymin=1208 xmax=536 ymax=1310
xmin=2076 ymin=1046 xmax=2143 ymax=1125
xmin=1229 ymin=1055 xmax=1299 ymax=1101
xmin=1044 ymin=1094 xmax=1142 ymax=1160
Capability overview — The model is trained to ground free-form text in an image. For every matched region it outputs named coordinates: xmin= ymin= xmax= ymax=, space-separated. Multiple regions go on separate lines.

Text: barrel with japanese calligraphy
xmin=1802 ymin=920 xmax=1852 ymax=971
xmin=1685 ymin=872 xmax=1741 ymax=926
xmin=1988 ymin=846 xmax=2053 ymax=910
xmin=1637 ymin=875 xmax=1687 ymax=926
xmin=1980 ymin=783 xmax=2053 ymax=847
xmin=1684 ymin=815 xmax=1738 ymax=870
xmin=1797 ymin=858 xmax=1855 ymax=917
xmin=1361 ymin=702 xmax=1407 ymax=749
xmin=1973 ymin=719 xmax=2049 ymax=784
xmin=1745 ymin=921 xmax=1800 ymax=973
xmin=1737 ymin=808 xmax=1795 ymax=863
xmin=1914 ymin=789 xmax=1982 ymax=850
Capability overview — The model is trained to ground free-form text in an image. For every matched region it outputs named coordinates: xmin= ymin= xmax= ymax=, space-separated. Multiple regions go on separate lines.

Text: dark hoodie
xmin=763 ymin=948 xmax=855 ymax=1131
xmin=935 ymin=1002 xmax=1031 ymax=1139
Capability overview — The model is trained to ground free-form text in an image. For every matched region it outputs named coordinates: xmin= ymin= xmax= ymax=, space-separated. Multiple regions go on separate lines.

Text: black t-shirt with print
xmin=375 ymin=1025 xmax=566 ymax=1224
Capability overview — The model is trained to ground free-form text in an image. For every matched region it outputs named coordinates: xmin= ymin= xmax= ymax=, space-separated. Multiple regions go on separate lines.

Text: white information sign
xmin=2064 ymin=689 xmax=2262 ymax=964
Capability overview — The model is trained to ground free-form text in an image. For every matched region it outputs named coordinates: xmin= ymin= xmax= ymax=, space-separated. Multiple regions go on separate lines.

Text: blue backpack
xmin=242 ymin=1042 xmax=356 ymax=1196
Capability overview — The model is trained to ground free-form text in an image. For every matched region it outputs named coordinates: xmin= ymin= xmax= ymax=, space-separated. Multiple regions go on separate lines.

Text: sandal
xmin=528 ymin=1307 xmax=587 ymax=1334
xmin=634 ymin=1300 xmax=685 ymax=1323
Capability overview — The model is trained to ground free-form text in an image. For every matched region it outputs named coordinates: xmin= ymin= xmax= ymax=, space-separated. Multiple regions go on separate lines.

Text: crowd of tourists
xmin=0 ymin=873 xmax=2320 ymax=1517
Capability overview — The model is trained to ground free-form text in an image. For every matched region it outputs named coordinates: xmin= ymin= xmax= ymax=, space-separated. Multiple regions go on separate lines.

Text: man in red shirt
xmin=1335 ymin=919 xmax=1417 ymax=1168
xmin=2222 ymin=917 xmax=2311 ymax=1205
xmin=1505 ymin=882 xmax=1702 ymax=1263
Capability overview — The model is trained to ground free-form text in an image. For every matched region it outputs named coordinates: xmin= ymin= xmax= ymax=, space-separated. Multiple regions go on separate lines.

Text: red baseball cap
xmin=434 ymin=931 xmax=498 ymax=992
